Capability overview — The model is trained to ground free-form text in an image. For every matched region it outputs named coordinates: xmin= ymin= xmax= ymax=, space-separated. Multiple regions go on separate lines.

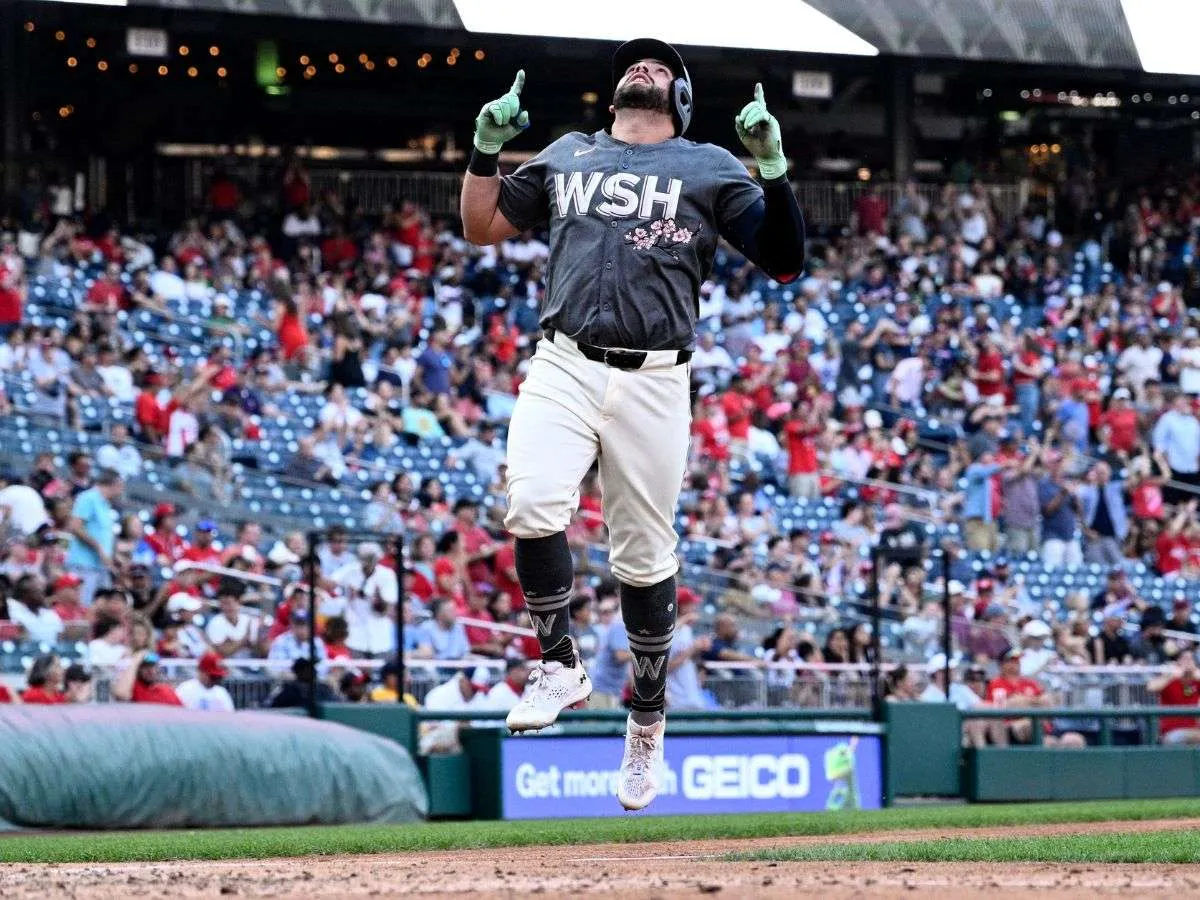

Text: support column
xmin=0 ymin=4 xmax=21 ymax=198
xmin=886 ymin=58 xmax=914 ymax=182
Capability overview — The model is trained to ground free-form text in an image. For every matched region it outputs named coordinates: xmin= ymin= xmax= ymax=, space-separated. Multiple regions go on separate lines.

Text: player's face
xmin=613 ymin=58 xmax=672 ymax=114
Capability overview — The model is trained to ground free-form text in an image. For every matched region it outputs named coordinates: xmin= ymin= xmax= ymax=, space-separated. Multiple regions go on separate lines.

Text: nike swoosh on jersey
xmin=573 ymin=147 xmax=597 ymax=157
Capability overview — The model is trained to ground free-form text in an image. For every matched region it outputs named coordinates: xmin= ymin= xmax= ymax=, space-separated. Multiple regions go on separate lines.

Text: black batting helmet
xmin=612 ymin=38 xmax=693 ymax=136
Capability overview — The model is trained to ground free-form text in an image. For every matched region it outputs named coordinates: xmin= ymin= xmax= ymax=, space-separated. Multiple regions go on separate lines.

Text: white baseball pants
xmin=504 ymin=332 xmax=691 ymax=587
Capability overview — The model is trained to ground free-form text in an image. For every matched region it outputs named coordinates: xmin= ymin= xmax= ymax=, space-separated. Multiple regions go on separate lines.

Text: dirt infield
xmin=4 ymin=817 xmax=1200 ymax=898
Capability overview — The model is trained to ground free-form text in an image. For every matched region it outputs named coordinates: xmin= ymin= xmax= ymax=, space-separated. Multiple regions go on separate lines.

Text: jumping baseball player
xmin=460 ymin=38 xmax=805 ymax=810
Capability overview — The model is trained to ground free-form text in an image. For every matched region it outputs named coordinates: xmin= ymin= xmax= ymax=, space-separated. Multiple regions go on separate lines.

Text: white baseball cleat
xmin=505 ymin=658 xmax=592 ymax=733
xmin=617 ymin=714 xmax=666 ymax=811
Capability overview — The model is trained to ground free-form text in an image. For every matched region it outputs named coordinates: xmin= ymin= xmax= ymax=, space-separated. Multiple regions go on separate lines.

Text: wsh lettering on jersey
xmin=554 ymin=173 xmax=682 ymax=220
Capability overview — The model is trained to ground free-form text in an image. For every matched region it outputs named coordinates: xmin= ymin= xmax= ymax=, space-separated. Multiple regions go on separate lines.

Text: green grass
xmin=1 ymin=798 xmax=1198 ymax=864
xmin=727 ymin=829 xmax=1200 ymax=864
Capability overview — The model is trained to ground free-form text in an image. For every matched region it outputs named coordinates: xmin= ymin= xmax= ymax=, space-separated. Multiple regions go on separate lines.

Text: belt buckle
xmin=603 ymin=348 xmax=621 ymax=368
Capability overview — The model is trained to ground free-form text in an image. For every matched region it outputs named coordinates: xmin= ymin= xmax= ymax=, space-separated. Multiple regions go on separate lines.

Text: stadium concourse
xmin=0 ymin=159 xmax=1199 ymax=746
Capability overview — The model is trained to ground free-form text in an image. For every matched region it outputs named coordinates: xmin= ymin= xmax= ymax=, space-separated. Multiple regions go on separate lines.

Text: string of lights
xmin=23 ymin=20 xmax=487 ymax=82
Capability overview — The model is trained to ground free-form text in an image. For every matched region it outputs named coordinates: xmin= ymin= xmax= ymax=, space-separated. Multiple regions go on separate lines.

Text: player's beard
xmin=613 ymin=81 xmax=671 ymax=114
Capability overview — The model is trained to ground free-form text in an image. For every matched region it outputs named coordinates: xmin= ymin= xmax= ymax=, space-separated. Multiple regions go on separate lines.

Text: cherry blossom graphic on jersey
xmin=624 ymin=218 xmax=699 ymax=252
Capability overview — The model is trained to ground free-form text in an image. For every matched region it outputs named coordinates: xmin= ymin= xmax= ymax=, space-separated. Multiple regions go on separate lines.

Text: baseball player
xmin=460 ymin=38 xmax=805 ymax=810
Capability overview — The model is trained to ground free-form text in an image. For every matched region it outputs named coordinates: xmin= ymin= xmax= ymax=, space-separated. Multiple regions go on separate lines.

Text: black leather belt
xmin=544 ymin=329 xmax=691 ymax=370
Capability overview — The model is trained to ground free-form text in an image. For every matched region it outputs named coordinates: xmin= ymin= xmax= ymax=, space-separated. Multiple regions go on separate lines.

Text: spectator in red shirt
xmin=112 ymin=650 xmax=184 ymax=706
xmin=272 ymin=294 xmax=309 ymax=362
xmin=21 ymin=653 xmax=67 ymax=704
xmin=406 ymin=533 xmax=437 ymax=603
xmin=1011 ymin=333 xmax=1045 ymax=435
xmin=181 ymin=520 xmax=222 ymax=568
xmin=281 ymin=160 xmax=310 ymax=211
xmin=1150 ymin=650 xmax=1200 ymax=744
xmin=492 ymin=540 xmax=525 ymax=611
xmin=207 ymin=168 xmax=242 ymax=216
xmin=853 ymin=185 xmax=888 ymax=236
xmin=322 ymin=615 xmax=352 ymax=661
xmin=985 ymin=649 xmax=1050 ymax=744
xmin=462 ymin=589 xmax=507 ymax=657
xmin=433 ymin=531 xmax=470 ymax=612
xmin=83 ymin=262 xmax=127 ymax=314
xmin=321 ymin=224 xmax=359 ymax=271
xmin=452 ymin=499 xmax=501 ymax=588
xmin=49 ymin=574 xmax=89 ymax=637
xmin=971 ymin=335 xmax=1006 ymax=398
xmin=1156 ymin=502 xmax=1198 ymax=577
xmin=720 ymin=375 xmax=755 ymax=453
xmin=691 ymin=398 xmax=731 ymax=463
xmin=783 ymin=404 xmax=821 ymax=499
xmin=1099 ymin=388 xmax=1139 ymax=455
xmin=144 ymin=503 xmax=189 ymax=563
xmin=134 ymin=371 xmax=168 ymax=445
xmin=0 ymin=260 xmax=23 ymax=336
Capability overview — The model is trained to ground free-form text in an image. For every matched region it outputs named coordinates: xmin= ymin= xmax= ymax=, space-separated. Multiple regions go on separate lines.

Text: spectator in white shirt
xmin=753 ymin=316 xmax=791 ymax=362
xmin=96 ymin=423 xmax=143 ymax=480
xmin=478 ymin=659 xmax=531 ymax=712
xmin=281 ymin=205 xmax=322 ymax=240
xmin=1117 ymin=331 xmax=1164 ymax=398
xmin=0 ymin=327 xmax=29 ymax=373
xmin=1153 ymin=393 xmax=1200 ymax=479
xmin=1178 ymin=330 xmax=1200 ymax=395
xmin=205 ymin=590 xmax=258 ymax=658
xmin=501 ymin=232 xmax=549 ymax=265
xmin=919 ymin=654 xmax=1001 ymax=748
xmin=87 ymin=615 xmax=130 ymax=667
xmin=0 ymin=471 xmax=49 ymax=535
xmin=165 ymin=395 xmax=200 ymax=458
xmin=7 ymin=577 xmax=63 ymax=644
xmin=424 ymin=669 xmax=493 ymax=712
xmin=96 ymin=344 xmax=136 ymax=403
xmin=330 ymin=543 xmax=399 ymax=657
xmin=420 ymin=667 xmax=495 ymax=752
xmin=149 ymin=256 xmax=186 ymax=303
xmin=317 ymin=528 xmax=357 ymax=579
xmin=888 ymin=351 xmax=926 ymax=406
xmin=318 ymin=382 xmax=364 ymax=436
xmin=690 ymin=332 xmax=735 ymax=388
xmin=783 ymin=288 xmax=828 ymax=345
xmin=176 ymin=653 xmax=236 ymax=711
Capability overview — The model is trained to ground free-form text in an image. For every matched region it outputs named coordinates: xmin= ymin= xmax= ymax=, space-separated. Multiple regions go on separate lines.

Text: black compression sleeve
xmin=756 ymin=175 xmax=806 ymax=283
xmin=727 ymin=177 xmax=806 ymax=284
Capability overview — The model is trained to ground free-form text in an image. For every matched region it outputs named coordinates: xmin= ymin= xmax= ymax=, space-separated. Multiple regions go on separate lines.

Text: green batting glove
xmin=735 ymin=82 xmax=787 ymax=181
xmin=473 ymin=70 xmax=530 ymax=155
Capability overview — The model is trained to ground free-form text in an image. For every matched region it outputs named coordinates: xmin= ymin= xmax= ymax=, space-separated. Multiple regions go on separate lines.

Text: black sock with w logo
xmin=514 ymin=533 xmax=576 ymax=668
xmin=621 ymin=576 xmax=678 ymax=715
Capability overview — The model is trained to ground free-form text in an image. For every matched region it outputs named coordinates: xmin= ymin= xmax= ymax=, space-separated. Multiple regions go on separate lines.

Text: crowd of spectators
xmin=0 ymin=154 xmax=1199 ymax=742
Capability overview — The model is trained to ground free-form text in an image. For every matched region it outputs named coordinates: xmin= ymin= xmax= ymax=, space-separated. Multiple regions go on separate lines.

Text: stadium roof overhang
xmin=30 ymin=0 xmax=1200 ymax=76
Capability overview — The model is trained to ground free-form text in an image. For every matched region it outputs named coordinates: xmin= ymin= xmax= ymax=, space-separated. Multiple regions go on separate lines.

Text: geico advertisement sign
xmin=514 ymin=753 xmax=809 ymax=801
xmin=500 ymin=734 xmax=882 ymax=819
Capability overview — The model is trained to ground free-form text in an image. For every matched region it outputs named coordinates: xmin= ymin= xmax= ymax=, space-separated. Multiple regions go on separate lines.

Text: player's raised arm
xmin=724 ymin=82 xmax=807 ymax=284
xmin=460 ymin=70 xmax=530 ymax=246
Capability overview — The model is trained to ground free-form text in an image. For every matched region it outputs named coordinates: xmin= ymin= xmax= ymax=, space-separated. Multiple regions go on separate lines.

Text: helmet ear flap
xmin=673 ymin=72 xmax=693 ymax=136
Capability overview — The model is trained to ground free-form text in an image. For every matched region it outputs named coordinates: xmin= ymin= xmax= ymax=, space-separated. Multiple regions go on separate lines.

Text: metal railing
xmin=308 ymin=171 xmax=464 ymax=217
xmin=4 ymin=655 xmax=1186 ymax=713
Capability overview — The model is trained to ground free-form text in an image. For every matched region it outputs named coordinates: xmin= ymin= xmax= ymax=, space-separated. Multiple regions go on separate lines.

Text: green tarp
xmin=0 ymin=705 xmax=427 ymax=829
